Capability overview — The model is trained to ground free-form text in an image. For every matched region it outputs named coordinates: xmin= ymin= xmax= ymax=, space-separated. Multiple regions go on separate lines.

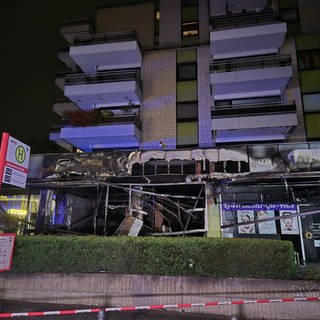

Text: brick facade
xmin=141 ymin=51 xmax=177 ymax=150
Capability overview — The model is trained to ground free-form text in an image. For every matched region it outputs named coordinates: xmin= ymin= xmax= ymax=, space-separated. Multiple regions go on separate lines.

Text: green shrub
xmin=10 ymin=236 xmax=297 ymax=279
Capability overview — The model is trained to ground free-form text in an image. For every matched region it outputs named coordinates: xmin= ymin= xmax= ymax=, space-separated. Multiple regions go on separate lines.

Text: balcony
xmin=57 ymin=47 xmax=78 ymax=72
xmin=211 ymin=101 xmax=297 ymax=143
xmin=50 ymin=108 xmax=142 ymax=152
xmin=210 ymin=55 xmax=292 ymax=100
xmin=69 ymin=31 xmax=142 ymax=73
xmin=210 ymin=10 xmax=287 ymax=59
xmin=64 ymin=69 xmax=142 ymax=109
xmin=52 ymin=99 xmax=79 ymax=118
xmin=60 ymin=19 xmax=91 ymax=45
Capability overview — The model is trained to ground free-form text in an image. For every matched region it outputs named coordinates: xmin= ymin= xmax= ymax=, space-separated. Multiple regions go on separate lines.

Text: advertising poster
xmin=0 ymin=233 xmax=16 ymax=272
xmin=257 ymin=210 xmax=277 ymax=234
xmin=280 ymin=210 xmax=299 ymax=235
xmin=237 ymin=210 xmax=255 ymax=234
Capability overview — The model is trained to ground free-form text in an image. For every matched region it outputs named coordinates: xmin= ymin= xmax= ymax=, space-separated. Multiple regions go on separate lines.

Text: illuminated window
xmin=181 ymin=0 xmax=198 ymax=40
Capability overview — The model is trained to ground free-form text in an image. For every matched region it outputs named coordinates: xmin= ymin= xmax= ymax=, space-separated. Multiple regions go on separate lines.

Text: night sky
xmin=0 ymin=0 xmax=142 ymax=153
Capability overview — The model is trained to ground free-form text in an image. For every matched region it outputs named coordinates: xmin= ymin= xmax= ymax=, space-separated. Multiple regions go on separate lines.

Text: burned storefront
xmin=1 ymin=143 xmax=320 ymax=262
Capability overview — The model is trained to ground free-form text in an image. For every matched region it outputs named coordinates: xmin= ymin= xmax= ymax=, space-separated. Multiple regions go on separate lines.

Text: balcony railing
xmin=210 ymin=55 xmax=291 ymax=73
xmin=211 ymin=101 xmax=296 ymax=117
xmin=210 ymin=9 xmax=281 ymax=30
xmin=73 ymin=31 xmax=137 ymax=46
xmin=51 ymin=112 xmax=142 ymax=132
xmin=65 ymin=69 xmax=142 ymax=87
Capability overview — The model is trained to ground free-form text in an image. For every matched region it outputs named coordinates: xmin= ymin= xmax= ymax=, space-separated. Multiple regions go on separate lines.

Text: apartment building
xmin=1 ymin=0 xmax=320 ymax=262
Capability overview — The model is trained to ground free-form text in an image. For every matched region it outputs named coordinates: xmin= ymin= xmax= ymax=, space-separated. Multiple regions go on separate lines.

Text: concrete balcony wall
xmin=210 ymin=22 xmax=287 ymax=59
xmin=64 ymin=80 xmax=142 ymax=109
xmin=212 ymin=113 xmax=297 ymax=131
xmin=69 ymin=40 xmax=142 ymax=73
xmin=51 ymin=123 xmax=141 ymax=152
xmin=211 ymin=65 xmax=292 ymax=100
xmin=52 ymin=102 xmax=79 ymax=117
xmin=209 ymin=0 xmax=268 ymax=16
xmin=212 ymin=112 xmax=297 ymax=143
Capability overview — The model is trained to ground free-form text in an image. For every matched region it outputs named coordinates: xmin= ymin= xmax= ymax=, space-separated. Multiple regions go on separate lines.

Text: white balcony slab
xmin=70 ymin=41 xmax=142 ymax=73
xmin=212 ymin=113 xmax=297 ymax=143
xmin=212 ymin=113 xmax=297 ymax=130
xmin=211 ymin=66 xmax=292 ymax=98
xmin=51 ymin=124 xmax=141 ymax=152
xmin=64 ymin=80 xmax=142 ymax=109
xmin=210 ymin=22 xmax=287 ymax=59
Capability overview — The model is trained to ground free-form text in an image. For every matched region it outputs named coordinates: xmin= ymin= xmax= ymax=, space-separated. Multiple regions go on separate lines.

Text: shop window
xmin=303 ymin=93 xmax=320 ymax=112
xmin=177 ymin=80 xmax=197 ymax=102
xmin=177 ymin=63 xmax=197 ymax=81
xmin=177 ymin=102 xmax=198 ymax=120
xmin=177 ymin=121 xmax=198 ymax=147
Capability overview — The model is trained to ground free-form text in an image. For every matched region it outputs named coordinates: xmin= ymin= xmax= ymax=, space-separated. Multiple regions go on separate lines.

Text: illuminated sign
xmin=0 ymin=132 xmax=31 ymax=188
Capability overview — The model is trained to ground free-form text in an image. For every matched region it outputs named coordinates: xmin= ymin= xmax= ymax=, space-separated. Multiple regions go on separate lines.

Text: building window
xmin=303 ymin=93 xmax=320 ymax=112
xmin=176 ymin=48 xmax=198 ymax=147
xmin=177 ymin=63 xmax=197 ymax=81
xmin=300 ymin=70 xmax=320 ymax=93
xmin=154 ymin=0 xmax=160 ymax=44
xmin=177 ymin=121 xmax=198 ymax=147
xmin=305 ymin=113 xmax=320 ymax=139
xmin=298 ymin=50 xmax=320 ymax=70
xmin=181 ymin=0 xmax=199 ymax=41
xmin=177 ymin=102 xmax=198 ymax=120
xmin=177 ymin=80 xmax=197 ymax=102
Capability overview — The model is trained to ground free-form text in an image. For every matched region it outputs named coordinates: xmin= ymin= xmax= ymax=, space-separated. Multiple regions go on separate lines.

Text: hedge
xmin=10 ymin=236 xmax=297 ymax=279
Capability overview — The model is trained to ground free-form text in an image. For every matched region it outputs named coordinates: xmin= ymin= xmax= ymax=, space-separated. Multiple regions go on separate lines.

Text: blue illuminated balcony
xmin=210 ymin=55 xmax=292 ymax=100
xmin=64 ymin=69 xmax=142 ymax=109
xmin=49 ymin=108 xmax=142 ymax=152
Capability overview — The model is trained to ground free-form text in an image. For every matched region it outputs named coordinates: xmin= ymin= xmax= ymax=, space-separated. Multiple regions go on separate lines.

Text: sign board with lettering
xmin=0 ymin=233 xmax=16 ymax=272
xmin=0 ymin=132 xmax=30 ymax=188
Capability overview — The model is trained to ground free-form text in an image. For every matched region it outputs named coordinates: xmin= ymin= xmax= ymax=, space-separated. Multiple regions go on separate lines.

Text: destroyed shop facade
xmin=1 ymin=0 xmax=320 ymax=263
xmin=1 ymin=144 xmax=320 ymax=264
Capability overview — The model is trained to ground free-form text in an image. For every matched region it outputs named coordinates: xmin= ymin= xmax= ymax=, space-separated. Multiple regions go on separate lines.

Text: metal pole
xmin=297 ymin=206 xmax=306 ymax=265
xmin=104 ymin=185 xmax=110 ymax=235
xmin=97 ymin=309 xmax=106 ymax=320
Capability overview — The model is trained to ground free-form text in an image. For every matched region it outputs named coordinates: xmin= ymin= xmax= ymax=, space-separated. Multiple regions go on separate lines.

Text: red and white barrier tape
xmin=0 ymin=297 xmax=319 ymax=318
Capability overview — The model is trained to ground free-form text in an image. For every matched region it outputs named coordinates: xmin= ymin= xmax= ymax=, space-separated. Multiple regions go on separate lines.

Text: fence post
xmin=97 ymin=309 xmax=106 ymax=320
